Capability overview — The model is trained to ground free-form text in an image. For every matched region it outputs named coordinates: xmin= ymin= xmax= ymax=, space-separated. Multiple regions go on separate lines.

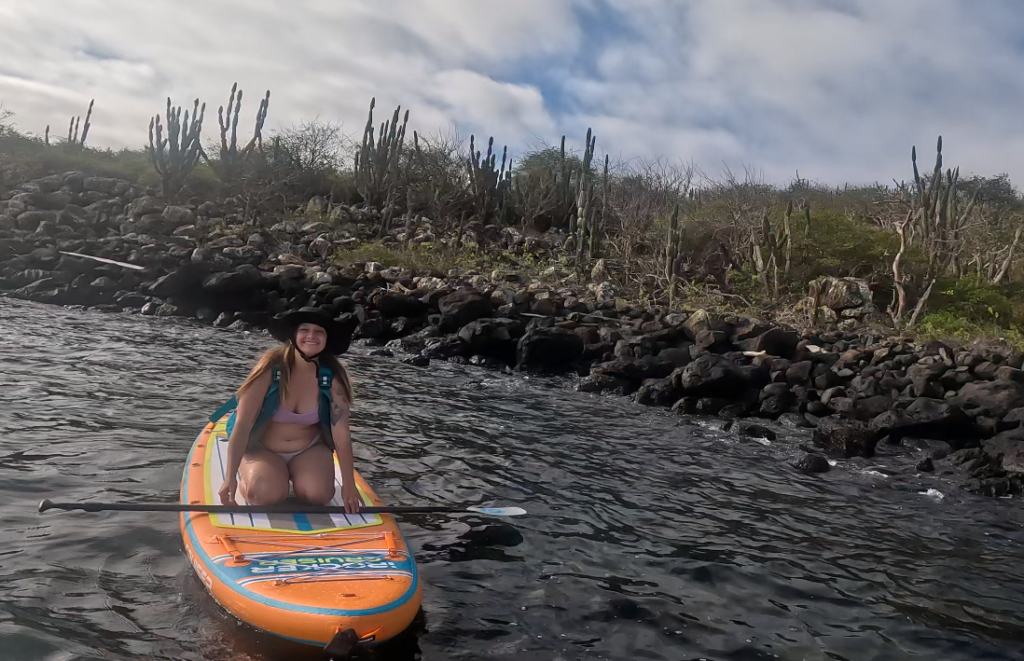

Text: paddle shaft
xmin=39 ymin=499 xmax=468 ymax=515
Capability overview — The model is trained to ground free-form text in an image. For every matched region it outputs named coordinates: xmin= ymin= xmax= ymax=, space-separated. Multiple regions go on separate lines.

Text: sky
xmin=2 ymin=0 xmax=1024 ymax=189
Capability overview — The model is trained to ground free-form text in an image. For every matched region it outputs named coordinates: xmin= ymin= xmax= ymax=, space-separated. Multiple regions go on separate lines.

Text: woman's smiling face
xmin=295 ymin=322 xmax=327 ymax=356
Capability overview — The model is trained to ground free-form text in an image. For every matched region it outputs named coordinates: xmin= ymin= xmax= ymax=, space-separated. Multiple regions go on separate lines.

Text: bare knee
xmin=294 ymin=480 xmax=335 ymax=505
xmin=242 ymin=478 xmax=288 ymax=506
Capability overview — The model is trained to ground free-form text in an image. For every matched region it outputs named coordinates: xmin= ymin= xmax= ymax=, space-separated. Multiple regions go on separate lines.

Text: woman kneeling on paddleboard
xmin=215 ymin=307 xmax=360 ymax=512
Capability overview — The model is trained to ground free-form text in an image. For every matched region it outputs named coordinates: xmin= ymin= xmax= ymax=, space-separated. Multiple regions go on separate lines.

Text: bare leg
xmin=288 ymin=443 xmax=337 ymax=505
xmin=238 ymin=447 xmax=290 ymax=506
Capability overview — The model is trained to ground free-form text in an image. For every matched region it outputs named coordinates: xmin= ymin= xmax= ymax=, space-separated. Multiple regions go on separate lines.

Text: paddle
xmin=37 ymin=499 xmax=526 ymax=517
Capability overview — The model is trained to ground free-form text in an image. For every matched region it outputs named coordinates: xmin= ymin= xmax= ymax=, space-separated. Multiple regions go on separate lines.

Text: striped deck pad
xmin=205 ymin=419 xmax=382 ymax=533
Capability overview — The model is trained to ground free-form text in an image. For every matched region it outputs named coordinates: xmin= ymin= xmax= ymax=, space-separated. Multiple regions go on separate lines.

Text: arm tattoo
xmin=330 ymin=399 xmax=345 ymax=426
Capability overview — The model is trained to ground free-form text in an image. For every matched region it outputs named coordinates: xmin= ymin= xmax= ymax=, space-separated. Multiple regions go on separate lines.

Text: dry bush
xmin=602 ymin=157 xmax=693 ymax=288
xmin=404 ymin=128 xmax=472 ymax=223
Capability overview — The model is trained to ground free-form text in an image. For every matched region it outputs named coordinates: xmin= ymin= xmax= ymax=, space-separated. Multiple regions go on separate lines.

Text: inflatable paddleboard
xmin=179 ymin=412 xmax=422 ymax=652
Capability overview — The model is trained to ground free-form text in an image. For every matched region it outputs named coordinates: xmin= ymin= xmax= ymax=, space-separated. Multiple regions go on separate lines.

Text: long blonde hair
xmin=238 ymin=342 xmax=354 ymax=405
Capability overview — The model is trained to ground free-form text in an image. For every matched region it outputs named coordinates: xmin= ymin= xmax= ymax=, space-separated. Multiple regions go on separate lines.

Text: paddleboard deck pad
xmin=179 ymin=413 xmax=422 ymax=649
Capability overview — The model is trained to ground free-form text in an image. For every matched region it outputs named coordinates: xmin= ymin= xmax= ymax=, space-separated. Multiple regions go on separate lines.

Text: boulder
xmin=516 ymin=327 xmax=585 ymax=373
xmin=907 ymin=360 xmax=948 ymax=397
xmin=695 ymin=329 xmax=729 ymax=352
xmin=162 ymin=205 xmax=195 ymax=228
xmin=952 ymin=427 xmax=1024 ymax=497
xmin=681 ymin=309 xmax=712 ymax=340
xmin=16 ymin=210 xmax=59 ymax=232
xmin=458 ymin=319 xmax=523 ymax=364
xmin=731 ymin=317 xmax=772 ymax=343
xmin=741 ymin=424 xmax=777 ymax=441
xmin=657 ymin=346 xmax=693 ymax=368
xmin=983 ymin=430 xmax=1024 ymax=474
xmin=736 ymin=327 xmax=800 ymax=359
xmin=813 ymin=417 xmax=879 ymax=458
xmin=12 ymin=191 xmax=72 ymax=211
xmin=786 ymin=360 xmax=814 ymax=386
xmin=201 ymin=266 xmax=263 ymax=296
xmin=578 ymin=373 xmax=633 ymax=394
xmin=591 ymin=357 xmax=675 ymax=384
xmin=377 ymin=292 xmax=429 ymax=319
xmin=953 ymin=380 xmax=1024 ymax=419
xmin=424 ymin=335 xmax=471 ymax=360
xmin=82 ymin=177 xmax=128 ymax=196
xmin=128 ymin=195 xmax=165 ymax=219
xmin=148 ymin=263 xmax=209 ymax=299
xmin=438 ymin=290 xmax=493 ymax=332
xmin=794 ymin=452 xmax=831 ymax=473
xmin=635 ymin=377 xmax=679 ymax=406
xmin=870 ymin=397 xmax=975 ymax=446
xmin=996 ymin=366 xmax=1024 ymax=384
xmin=674 ymin=354 xmax=768 ymax=399
xmin=810 ymin=276 xmax=874 ymax=312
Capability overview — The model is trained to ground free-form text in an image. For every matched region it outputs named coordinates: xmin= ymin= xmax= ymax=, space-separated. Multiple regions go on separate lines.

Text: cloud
xmin=567 ymin=0 xmax=1024 ymax=185
xmin=2 ymin=0 xmax=1024 ymax=188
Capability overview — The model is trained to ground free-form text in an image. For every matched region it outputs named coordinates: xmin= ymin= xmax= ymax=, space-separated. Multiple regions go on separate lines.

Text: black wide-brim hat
xmin=269 ymin=307 xmax=351 ymax=356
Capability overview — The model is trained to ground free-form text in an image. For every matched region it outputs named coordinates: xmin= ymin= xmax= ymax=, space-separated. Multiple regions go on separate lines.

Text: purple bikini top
xmin=271 ymin=407 xmax=321 ymax=424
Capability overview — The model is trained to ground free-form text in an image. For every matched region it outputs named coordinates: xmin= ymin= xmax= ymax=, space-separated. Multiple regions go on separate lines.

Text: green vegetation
xmin=3 ymin=89 xmax=1024 ymax=348
xmin=330 ymin=242 xmax=489 ymax=279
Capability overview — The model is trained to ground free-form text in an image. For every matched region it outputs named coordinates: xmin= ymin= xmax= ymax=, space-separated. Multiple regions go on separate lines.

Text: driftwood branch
xmin=992 ymin=224 xmax=1024 ymax=284
xmin=907 ymin=278 xmax=936 ymax=329
xmin=889 ymin=213 xmax=910 ymax=325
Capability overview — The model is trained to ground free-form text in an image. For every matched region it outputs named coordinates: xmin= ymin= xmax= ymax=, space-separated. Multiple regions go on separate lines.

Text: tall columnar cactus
xmin=889 ymin=135 xmax=975 ymax=328
xmin=750 ymin=205 xmax=792 ymax=297
xmin=592 ymin=154 xmax=609 ymax=258
xmin=574 ymin=133 xmax=604 ymax=266
xmin=559 ymin=136 xmax=573 ymax=222
xmin=467 ymin=134 xmax=512 ymax=225
xmin=569 ymin=128 xmax=596 ymax=237
xmin=148 ymin=97 xmax=207 ymax=197
xmin=216 ymin=82 xmax=270 ymax=181
xmin=910 ymin=136 xmax=979 ymax=279
xmin=49 ymin=99 xmax=93 ymax=148
xmin=665 ymin=202 xmax=682 ymax=307
xmin=354 ymin=97 xmax=409 ymax=232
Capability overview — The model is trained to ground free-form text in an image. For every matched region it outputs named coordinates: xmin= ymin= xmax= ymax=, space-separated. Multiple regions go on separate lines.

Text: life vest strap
xmin=209 ymin=364 xmax=337 ymax=425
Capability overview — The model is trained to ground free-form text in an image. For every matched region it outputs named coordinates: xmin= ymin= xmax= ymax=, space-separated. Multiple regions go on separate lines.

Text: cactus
xmin=592 ymin=154 xmax=609 ymax=258
xmin=215 ymin=83 xmax=270 ymax=181
xmin=354 ymin=97 xmax=409 ymax=233
xmin=665 ymin=203 xmax=682 ymax=307
xmin=466 ymin=134 xmax=512 ymax=224
xmin=889 ymin=135 xmax=976 ymax=328
xmin=148 ymin=97 xmax=207 ymax=197
xmin=569 ymin=129 xmax=596 ymax=237
xmin=574 ymin=134 xmax=602 ymax=266
xmin=559 ymin=136 xmax=571 ymax=218
xmin=910 ymin=136 xmax=978 ymax=279
xmin=783 ymin=199 xmax=793 ymax=274
xmin=53 ymin=99 xmax=93 ymax=148
xmin=750 ymin=205 xmax=791 ymax=297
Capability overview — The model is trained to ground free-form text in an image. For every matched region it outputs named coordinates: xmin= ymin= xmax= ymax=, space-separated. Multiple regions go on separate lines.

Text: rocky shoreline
xmin=2 ymin=170 xmax=1022 ymax=499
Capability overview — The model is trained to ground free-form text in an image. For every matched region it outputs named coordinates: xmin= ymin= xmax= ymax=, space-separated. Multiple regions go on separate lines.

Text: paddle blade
xmin=466 ymin=506 xmax=527 ymax=517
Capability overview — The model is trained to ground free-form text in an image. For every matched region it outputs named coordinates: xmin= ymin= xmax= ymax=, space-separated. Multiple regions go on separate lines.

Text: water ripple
xmin=1 ymin=297 xmax=1023 ymax=661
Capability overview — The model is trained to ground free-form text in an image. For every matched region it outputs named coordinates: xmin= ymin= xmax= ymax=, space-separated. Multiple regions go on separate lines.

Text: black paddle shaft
xmin=38 ymin=499 xmax=461 ymax=515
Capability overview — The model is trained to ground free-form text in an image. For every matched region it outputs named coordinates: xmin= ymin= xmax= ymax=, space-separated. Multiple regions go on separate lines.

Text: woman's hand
xmin=219 ymin=477 xmax=238 ymax=506
xmin=342 ymin=481 xmax=361 ymax=514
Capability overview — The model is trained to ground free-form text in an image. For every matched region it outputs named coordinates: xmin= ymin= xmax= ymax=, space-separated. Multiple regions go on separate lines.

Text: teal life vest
xmin=209 ymin=363 xmax=338 ymax=452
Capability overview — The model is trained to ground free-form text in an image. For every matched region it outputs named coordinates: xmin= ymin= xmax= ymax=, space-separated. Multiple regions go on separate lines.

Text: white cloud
xmin=569 ymin=0 xmax=1024 ymax=186
xmin=2 ymin=0 xmax=1024 ymax=188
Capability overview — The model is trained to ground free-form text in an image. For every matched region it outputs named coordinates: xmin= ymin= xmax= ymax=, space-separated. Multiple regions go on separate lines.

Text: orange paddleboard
xmin=179 ymin=413 xmax=422 ymax=649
